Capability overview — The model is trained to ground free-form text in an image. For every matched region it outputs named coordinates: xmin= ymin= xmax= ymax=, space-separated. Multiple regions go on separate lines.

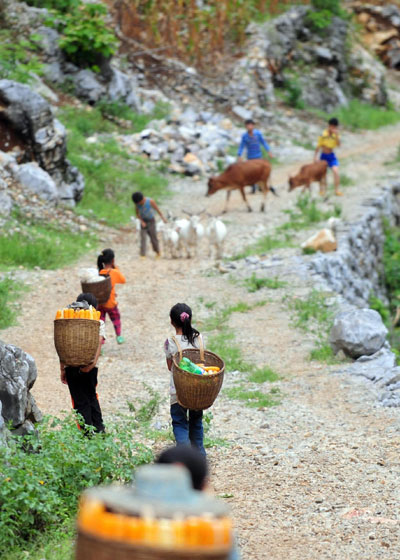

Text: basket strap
xmin=198 ymin=334 xmax=205 ymax=363
xmin=172 ymin=336 xmax=182 ymax=362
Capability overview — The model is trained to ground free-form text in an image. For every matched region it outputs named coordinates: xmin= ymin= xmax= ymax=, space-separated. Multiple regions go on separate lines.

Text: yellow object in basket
xmin=55 ymin=307 xmax=101 ymax=321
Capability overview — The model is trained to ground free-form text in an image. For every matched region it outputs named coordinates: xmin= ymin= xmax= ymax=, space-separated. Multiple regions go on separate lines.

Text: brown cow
xmin=288 ymin=160 xmax=328 ymax=195
xmin=207 ymin=159 xmax=272 ymax=213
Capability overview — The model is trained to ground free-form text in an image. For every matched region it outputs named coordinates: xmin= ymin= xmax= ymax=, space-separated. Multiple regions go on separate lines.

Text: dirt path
xmin=3 ymin=123 xmax=400 ymax=559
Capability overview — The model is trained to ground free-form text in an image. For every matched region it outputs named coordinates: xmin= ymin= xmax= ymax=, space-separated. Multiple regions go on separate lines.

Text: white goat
xmin=157 ymin=221 xmax=180 ymax=258
xmin=206 ymin=216 xmax=227 ymax=259
xmin=174 ymin=211 xmax=205 ymax=258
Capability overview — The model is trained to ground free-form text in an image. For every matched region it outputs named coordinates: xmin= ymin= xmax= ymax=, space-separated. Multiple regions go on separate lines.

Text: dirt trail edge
xmin=3 ymin=123 xmax=400 ymax=559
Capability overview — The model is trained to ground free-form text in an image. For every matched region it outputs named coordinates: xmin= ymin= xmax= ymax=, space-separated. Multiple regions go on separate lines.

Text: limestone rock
xmin=330 ymin=309 xmax=388 ymax=359
xmin=0 ymin=191 xmax=13 ymax=216
xmin=0 ymin=340 xmax=42 ymax=435
xmin=302 ymin=228 xmax=337 ymax=253
xmin=73 ymin=70 xmax=106 ymax=104
xmin=14 ymin=162 xmax=59 ymax=202
xmin=0 ymin=80 xmax=84 ymax=202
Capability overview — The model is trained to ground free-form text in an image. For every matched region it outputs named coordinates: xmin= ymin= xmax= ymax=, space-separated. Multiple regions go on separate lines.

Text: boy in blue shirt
xmin=237 ymin=119 xmax=274 ymax=193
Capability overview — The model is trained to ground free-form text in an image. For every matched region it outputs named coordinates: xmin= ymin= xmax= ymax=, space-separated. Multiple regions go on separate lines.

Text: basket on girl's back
xmin=59 ymin=293 xmax=106 ymax=434
xmin=164 ymin=303 xmax=207 ymax=456
xmin=97 ymin=248 xmax=126 ymax=345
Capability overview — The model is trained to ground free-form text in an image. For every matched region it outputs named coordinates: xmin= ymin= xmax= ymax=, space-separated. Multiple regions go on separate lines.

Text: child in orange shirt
xmin=97 ymin=248 xmax=126 ymax=344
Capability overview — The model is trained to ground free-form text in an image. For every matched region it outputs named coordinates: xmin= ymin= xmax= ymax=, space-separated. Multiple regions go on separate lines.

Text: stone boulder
xmin=0 ymin=80 xmax=84 ymax=203
xmin=330 ymin=309 xmax=388 ymax=359
xmin=0 ymin=340 xmax=42 ymax=436
xmin=73 ymin=70 xmax=106 ymax=105
xmin=14 ymin=162 xmax=59 ymax=202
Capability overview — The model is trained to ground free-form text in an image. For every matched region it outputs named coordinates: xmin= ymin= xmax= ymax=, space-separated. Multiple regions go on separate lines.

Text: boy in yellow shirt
xmin=314 ymin=117 xmax=342 ymax=196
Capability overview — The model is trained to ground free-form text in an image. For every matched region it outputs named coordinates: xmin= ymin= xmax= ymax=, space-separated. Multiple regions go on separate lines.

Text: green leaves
xmin=0 ymin=30 xmax=44 ymax=83
xmin=0 ymin=413 xmax=153 ymax=552
xmin=47 ymin=2 xmax=118 ymax=69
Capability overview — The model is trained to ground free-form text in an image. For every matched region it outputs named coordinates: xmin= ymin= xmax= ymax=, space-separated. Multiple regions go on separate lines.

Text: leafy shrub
xmin=0 ymin=31 xmax=44 ymax=83
xmin=49 ymin=3 xmax=118 ymax=69
xmin=25 ymin=0 xmax=80 ymax=12
xmin=0 ymin=414 xmax=153 ymax=551
xmin=283 ymin=77 xmax=305 ymax=109
xmin=307 ymin=0 xmax=347 ymax=31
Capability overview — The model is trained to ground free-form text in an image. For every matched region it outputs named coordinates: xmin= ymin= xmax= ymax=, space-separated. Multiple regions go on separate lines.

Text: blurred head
xmin=245 ymin=119 xmax=255 ymax=133
xmin=132 ymin=191 xmax=144 ymax=205
xmin=156 ymin=446 xmax=208 ymax=491
xmin=328 ymin=117 xmax=339 ymax=133
xmin=97 ymin=248 xmax=115 ymax=271
xmin=76 ymin=292 xmax=98 ymax=309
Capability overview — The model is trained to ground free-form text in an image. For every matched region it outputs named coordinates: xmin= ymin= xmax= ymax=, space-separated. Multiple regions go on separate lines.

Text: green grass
xmin=224 ymin=386 xmax=279 ymax=408
xmin=315 ymin=99 xmax=400 ymax=131
xmin=293 ymin=139 xmax=314 ymax=151
xmin=202 ymin=301 xmax=253 ymax=332
xmin=59 ymin=105 xmax=170 ymax=226
xmin=244 ymin=274 xmax=287 ymax=293
xmin=248 ymin=366 xmax=279 ymax=383
xmin=287 ymin=290 xmax=338 ymax=363
xmin=233 ymin=235 xmax=293 ymax=260
xmin=7 ymin=522 xmax=74 ymax=560
xmin=0 ymin=224 xmax=96 ymax=270
xmin=279 ymin=194 xmax=341 ymax=232
xmin=340 ymin=174 xmax=355 ymax=187
xmin=0 ymin=279 xmax=27 ymax=330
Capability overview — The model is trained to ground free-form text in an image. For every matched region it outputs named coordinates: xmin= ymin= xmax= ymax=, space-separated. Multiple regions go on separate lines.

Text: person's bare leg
xmin=332 ymin=165 xmax=342 ymax=195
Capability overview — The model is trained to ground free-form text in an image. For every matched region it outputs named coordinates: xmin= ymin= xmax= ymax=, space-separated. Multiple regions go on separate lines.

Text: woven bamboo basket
xmin=81 ymin=274 xmax=112 ymax=306
xmin=76 ymin=530 xmax=230 ymax=560
xmin=172 ymin=338 xmax=225 ymax=410
xmin=54 ymin=319 xmax=100 ymax=366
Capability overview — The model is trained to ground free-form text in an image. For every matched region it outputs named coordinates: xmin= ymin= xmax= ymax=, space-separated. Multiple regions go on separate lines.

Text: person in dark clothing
xmin=60 ymin=293 xmax=106 ymax=433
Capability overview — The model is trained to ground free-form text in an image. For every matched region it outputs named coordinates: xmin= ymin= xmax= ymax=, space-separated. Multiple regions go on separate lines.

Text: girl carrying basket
xmin=164 ymin=303 xmax=206 ymax=456
xmin=97 ymin=248 xmax=126 ymax=344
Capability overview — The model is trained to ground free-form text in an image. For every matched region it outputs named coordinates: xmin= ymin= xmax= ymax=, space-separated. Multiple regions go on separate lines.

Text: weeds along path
xmin=3 ymin=122 xmax=400 ymax=559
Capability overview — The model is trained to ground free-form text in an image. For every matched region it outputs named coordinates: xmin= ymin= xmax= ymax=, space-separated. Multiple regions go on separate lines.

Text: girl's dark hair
xmin=97 ymin=248 xmax=115 ymax=271
xmin=77 ymin=292 xmax=98 ymax=309
xmin=156 ymin=446 xmax=208 ymax=491
xmin=170 ymin=303 xmax=199 ymax=346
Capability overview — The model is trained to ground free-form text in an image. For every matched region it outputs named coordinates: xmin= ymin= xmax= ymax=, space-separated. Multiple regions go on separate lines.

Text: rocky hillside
xmin=0 ymin=0 xmax=399 ymax=229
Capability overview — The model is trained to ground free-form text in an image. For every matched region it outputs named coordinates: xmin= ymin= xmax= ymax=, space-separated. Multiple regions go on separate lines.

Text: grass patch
xmin=203 ymin=412 xmax=229 ymax=449
xmin=209 ymin=331 xmax=253 ymax=372
xmin=340 ymin=174 xmax=355 ymax=187
xmin=0 ymin=278 xmax=27 ymax=330
xmin=248 ymin=366 xmax=279 ymax=383
xmin=59 ymin=105 xmax=170 ymax=226
xmin=287 ymin=290 xmax=338 ymax=363
xmin=233 ymin=235 xmax=293 ymax=260
xmin=7 ymin=521 xmax=74 ymax=560
xmin=279 ymin=193 xmax=341 ymax=232
xmin=0 ymin=224 xmax=95 ymax=270
xmin=293 ymin=139 xmax=314 ymax=151
xmin=315 ymin=99 xmax=400 ymax=131
xmin=224 ymin=386 xmax=279 ymax=408
xmin=309 ymin=343 xmax=339 ymax=364
xmin=244 ymin=274 xmax=286 ymax=293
